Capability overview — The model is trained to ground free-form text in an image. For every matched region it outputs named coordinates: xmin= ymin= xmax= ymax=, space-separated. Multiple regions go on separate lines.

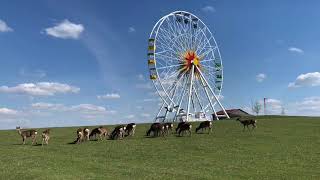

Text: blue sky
xmin=1 ymin=0 xmax=320 ymax=129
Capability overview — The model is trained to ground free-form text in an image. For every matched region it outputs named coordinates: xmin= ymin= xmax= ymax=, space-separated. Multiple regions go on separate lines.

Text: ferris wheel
xmin=147 ymin=11 xmax=230 ymax=122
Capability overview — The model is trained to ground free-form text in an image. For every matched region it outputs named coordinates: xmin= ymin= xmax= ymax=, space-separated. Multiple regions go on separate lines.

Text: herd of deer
xmin=15 ymin=118 xmax=257 ymax=145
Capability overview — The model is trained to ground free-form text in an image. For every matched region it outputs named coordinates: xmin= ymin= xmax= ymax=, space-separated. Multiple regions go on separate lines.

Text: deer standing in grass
xmin=178 ymin=123 xmax=192 ymax=136
xmin=110 ymin=125 xmax=126 ymax=140
xmin=146 ymin=123 xmax=165 ymax=137
xmin=16 ymin=126 xmax=38 ymax=145
xmin=83 ymin=127 xmax=90 ymax=141
xmin=75 ymin=128 xmax=84 ymax=144
xmin=41 ymin=129 xmax=50 ymax=146
xmin=196 ymin=121 xmax=212 ymax=134
xmin=236 ymin=117 xmax=257 ymax=131
xmin=125 ymin=123 xmax=136 ymax=137
xmin=175 ymin=121 xmax=186 ymax=134
xmin=89 ymin=126 xmax=108 ymax=140
xmin=163 ymin=122 xmax=174 ymax=135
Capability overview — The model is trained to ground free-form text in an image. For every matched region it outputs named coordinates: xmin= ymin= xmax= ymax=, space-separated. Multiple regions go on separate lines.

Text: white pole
xmin=174 ymin=74 xmax=189 ymax=121
xmin=186 ymin=65 xmax=195 ymax=121
xmin=199 ymin=74 xmax=219 ymax=120
xmin=195 ymin=65 xmax=230 ymax=119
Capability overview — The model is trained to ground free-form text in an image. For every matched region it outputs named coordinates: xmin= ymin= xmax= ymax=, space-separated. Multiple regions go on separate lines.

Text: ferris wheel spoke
xmin=200 ymin=58 xmax=216 ymax=63
xmin=165 ymin=17 xmax=178 ymax=39
xmin=157 ymin=64 xmax=181 ymax=70
xmin=196 ymin=39 xmax=213 ymax=55
xmin=156 ymin=53 xmax=182 ymax=62
xmin=198 ymin=47 xmax=215 ymax=59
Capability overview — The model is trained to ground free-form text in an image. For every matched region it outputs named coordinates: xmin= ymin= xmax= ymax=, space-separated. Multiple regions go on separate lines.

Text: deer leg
xmin=22 ymin=137 xmax=26 ymax=145
xmin=189 ymin=130 xmax=192 ymax=136
xmin=32 ymin=136 xmax=35 ymax=145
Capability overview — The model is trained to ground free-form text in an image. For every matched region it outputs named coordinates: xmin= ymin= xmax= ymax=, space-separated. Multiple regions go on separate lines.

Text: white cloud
xmin=202 ymin=6 xmax=216 ymax=13
xmin=288 ymin=72 xmax=320 ymax=88
xmin=137 ymin=74 xmax=145 ymax=81
xmin=19 ymin=69 xmax=46 ymax=78
xmin=128 ymin=27 xmax=136 ymax=33
xmin=256 ymin=73 xmax=267 ymax=82
xmin=142 ymin=98 xmax=159 ymax=102
xmin=31 ymin=102 xmax=116 ymax=115
xmin=0 ymin=82 xmax=80 ymax=96
xmin=288 ymin=47 xmax=304 ymax=54
xmin=125 ymin=114 xmax=135 ymax=119
xmin=0 ymin=19 xmax=13 ymax=32
xmin=141 ymin=113 xmax=150 ymax=118
xmin=286 ymin=97 xmax=320 ymax=116
xmin=136 ymin=83 xmax=153 ymax=89
xmin=31 ymin=102 xmax=65 ymax=111
xmin=97 ymin=93 xmax=120 ymax=99
xmin=264 ymin=99 xmax=282 ymax=112
xmin=0 ymin=108 xmax=18 ymax=115
xmin=45 ymin=19 xmax=84 ymax=39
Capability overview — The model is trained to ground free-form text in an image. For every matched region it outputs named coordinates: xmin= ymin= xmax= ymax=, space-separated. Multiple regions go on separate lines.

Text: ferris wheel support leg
xmin=199 ymin=74 xmax=219 ymax=120
xmin=155 ymin=102 xmax=165 ymax=122
xmin=195 ymin=65 xmax=230 ymax=119
xmin=186 ymin=65 xmax=195 ymax=122
xmin=174 ymin=74 xmax=189 ymax=121
xmin=193 ymin=85 xmax=206 ymax=118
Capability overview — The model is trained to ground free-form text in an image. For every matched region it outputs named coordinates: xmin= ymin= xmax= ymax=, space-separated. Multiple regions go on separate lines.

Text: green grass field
xmin=0 ymin=116 xmax=320 ymax=180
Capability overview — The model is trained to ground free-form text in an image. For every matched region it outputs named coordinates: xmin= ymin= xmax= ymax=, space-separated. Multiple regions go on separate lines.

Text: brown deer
xmin=41 ymin=129 xmax=50 ymax=146
xmin=16 ymin=126 xmax=38 ymax=145
xmin=125 ymin=123 xmax=136 ymax=137
xmin=163 ymin=122 xmax=174 ymax=135
xmin=175 ymin=121 xmax=186 ymax=134
xmin=236 ymin=118 xmax=257 ymax=131
xmin=196 ymin=121 xmax=212 ymax=134
xmin=110 ymin=125 xmax=126 ymax=140
xmin=146 ymin=123 xmax=165 ymax=137
xmin=178 ymin=123 xmax=192 ymax=136
xmin=89 ymin=126 xmax=108 ymax=140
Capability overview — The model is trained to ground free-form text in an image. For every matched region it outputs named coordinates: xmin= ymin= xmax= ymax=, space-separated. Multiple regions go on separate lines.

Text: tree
xmin=251 ymin=100 xmax=262 ymax=115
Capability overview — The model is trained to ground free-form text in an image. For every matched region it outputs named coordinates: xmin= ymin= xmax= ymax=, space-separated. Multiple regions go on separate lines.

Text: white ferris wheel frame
xmin=148 ymin=10 xmax=230 ymax=121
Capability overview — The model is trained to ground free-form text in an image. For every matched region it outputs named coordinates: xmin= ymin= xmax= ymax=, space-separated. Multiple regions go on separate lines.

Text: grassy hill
xmin=0 ymin=116 xmax=320 ymax=180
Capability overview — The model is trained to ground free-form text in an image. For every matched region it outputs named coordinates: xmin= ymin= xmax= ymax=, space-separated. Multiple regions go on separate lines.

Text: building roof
xmin=216 ymin=109 xmax=251 ymax=116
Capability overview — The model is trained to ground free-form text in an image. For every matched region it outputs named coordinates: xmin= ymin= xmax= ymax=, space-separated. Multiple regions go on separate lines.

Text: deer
xmin=178 ymin=122 xmax=192 ymax=137
xmin=196 ymin=121 xmax=212 ymax=134
xmin=146 ymin=123 xmax=165 ymax=137
xmin=110 ymin=125 xmax=126 ymax=140
xmin=75 ymin=128 xmax=84 ymax=144
xmin=236 ymin=117 xmax=257 ymax=131
xmin=125 ymin=123 xmax=136 ymax=137
xmin=89 ymin=126 xmax=108 ymax=140
xmin=41 ymin=129 xmax=50 ymax=146
xmin=163 ymin=122 xmax=174 ymax=135
xmin=16 ymin=126 xmax=38 ymax=145
xmin=175 ymin=121 xmax=186 ymax=134
xmin=83 ymin=127 xmax=90 ymax=141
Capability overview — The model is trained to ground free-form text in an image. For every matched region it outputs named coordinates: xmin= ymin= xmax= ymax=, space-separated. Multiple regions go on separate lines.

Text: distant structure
xmin=215 ymin=109 xmax=252 ymax=120
xmin=264 ymin=98 xmax=268 ymax=115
